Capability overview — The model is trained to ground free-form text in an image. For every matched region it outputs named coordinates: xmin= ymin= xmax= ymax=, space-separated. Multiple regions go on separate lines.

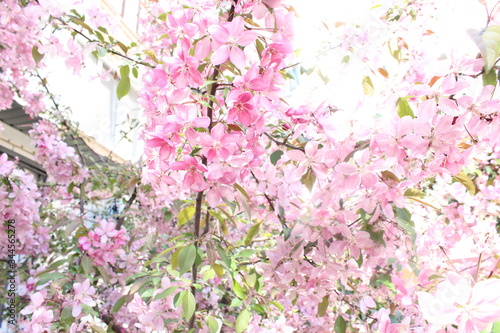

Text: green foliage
xmin=334 ymin=315 xmax=347 ymax=333
xmin=453 ymin=171 xmax=477 ymax=195
xmin=362 ymin=76 xmax=374 ymax=95
xmin=270 ymin=150 xmax=284 ymax=165
xmin=182 ymin=290 xmax=196 ymax=321
xmin=244 ymin=222 xmax=261 ymax=246
xmin=317 ymin=295 xmax=329 ymax=317
xmin=483 ymin=69 xmax=497 ymax=87
xmin=235 ymin=309 xmax=251 ymax=333
xmin=117 ymin=65 xmax=131 ymax=100
xmin=178 ymin=206 xmax=196 ymax=226
xmin=301 ymin=167 xmax=316 ymax=192
xmin=471 ymin=25 xmax=500 ymax=72
xmin=178 ymin=244 xmax=196 ymax=276
xmin=396 ymin=98 xmax=415 ymax=118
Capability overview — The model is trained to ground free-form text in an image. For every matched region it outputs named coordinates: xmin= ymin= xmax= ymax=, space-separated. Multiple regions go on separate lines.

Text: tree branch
xmin=264 ymin=132 xmax=305 ymax=152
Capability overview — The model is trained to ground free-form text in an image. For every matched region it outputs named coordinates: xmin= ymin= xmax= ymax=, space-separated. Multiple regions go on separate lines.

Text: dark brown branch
xmin=188 ymin=2 xmax=238 ymax=330
xmin=101 ymin=313 xmax=125 ymax=333
xmin=116 ymin=185 xmax=138 ymax=230
xmin=249 ymin=171 xmax=287 ymax=228
xmin=57 ymin=18 xmax=153 ymax=68
xmin=202 ymin=212 xmax=210 ymax=236
xmin=264 ymin=132 xmax=305 ymax=152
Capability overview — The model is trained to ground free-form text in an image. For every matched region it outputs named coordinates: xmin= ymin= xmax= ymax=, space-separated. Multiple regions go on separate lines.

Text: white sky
xmin=288 ymin=0 xmax=488 ymax=109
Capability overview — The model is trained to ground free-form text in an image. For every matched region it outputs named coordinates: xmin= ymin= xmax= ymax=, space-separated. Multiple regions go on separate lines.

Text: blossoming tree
xmin=1 ymin=0 xmax=500 ymax=332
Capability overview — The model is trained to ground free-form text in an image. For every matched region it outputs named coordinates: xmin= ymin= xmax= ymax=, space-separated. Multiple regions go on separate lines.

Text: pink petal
xmin=335 ymin=163 xmax=357 ymax=175
xmin=238 ymin=30 xmax=258 ymax=46
xmin=210 ymin=45 xmax=230 ymax=65
xmin=208 ymin=25 xmax=229 ymax=43
xmin=229 ymin=47 xmax=246 ymax=69
xmin=169 ymin=161 xmax=189 ymax=170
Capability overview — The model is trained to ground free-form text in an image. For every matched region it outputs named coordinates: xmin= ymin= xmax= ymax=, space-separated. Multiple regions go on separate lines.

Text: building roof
xmin=0 ymin=101 xmax=124 ymax=175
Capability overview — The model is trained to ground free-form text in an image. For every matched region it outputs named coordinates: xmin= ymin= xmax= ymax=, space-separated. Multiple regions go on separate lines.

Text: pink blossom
xmin=209 ymin=16 xmax=257 ymax=69
xmin=72 ymin=278 xmax=97 ymax=317
xmin=227 ymin=91 xmax=256 ymax=126
xmin=168 ymin=49 xmax=204 ymax=88
xmin=418 ymin=273 xmax=500 ymax=331
xmin=170 ymin=156 xmax=208 ymax=191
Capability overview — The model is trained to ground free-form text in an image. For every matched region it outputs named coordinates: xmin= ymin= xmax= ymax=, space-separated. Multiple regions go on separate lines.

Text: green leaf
xmin=362 ymin=76 xmax=374 ymax=95
xmin=67 ymin=182 xmax=75 ymax=194
xmin=245 ymin=271 xmax=257 ymax=288
xmin=301 ymin=167 xmax=316 ymax=192
xmin=182 ymin=290 xmax=196 ymax=321
xmin=235 ymin=309 xmax=251 ymax=333
xmin=395 ymin=207 xmax=413 ymax=223
xmin=270 ymin=150 xmax=284 ymax=165
xmin=381 ymin=170 xmax=401 ymax=183
xmin=35 ymin=272 xmax=66 ymax=286
xmin=82 ymin=304 xmax=99 ymax=316
xmin=270 ymin=300 xmax=284 ymax=312
xmin=212 ymin=263 xmax=224 ymax=277
xmin=404 ymin=188 xmax=425 ymax=197
xmin=251 ymin=304 xmax=264 ymax=317
xmin=141 ymin=288 xmax=154 ymax=298
xmin=234 ymin=183 xmax=250 ymax=201
xmin=173 ymin=291 xmax=183 ymax=307
xmin=334 ymin=315 xmax=347 ymax=333
xmin=453 ymin=171 xmax=477 ymax=195
xmin=255 ymin=38 xmax=265 ymax=58
xmin=154 ymin=286 xmax=178 ymax=301
xmin=117 ymin=65 xmax=131 ymax=100
xmin=317 ymin=295 xmax=329 ymax=317
xmin=471 ymin=25 xmax=500 ymax=72
xmin=483 ymin=69 xmax=497 ymax=87
xmin=178 ymin=244 xmax=196 ymax=276
xmin=112 ymin=296 xmax=127 ymax=313
xmin=117 ymin=77 xmax=130 ymax=100
xmin=428 ymin=274 xmax=444 ymax=281
xmin=59 ymin=306 xmax=74 ymax=328
xmin=120 ymin=65 xmax=130 ymax=80
xmin=97 ymin=265 xmax=110 ymax=284
xmin=355 ymin=253 xmax=363 ymax=268
xmin=91 ymin=325 xmax=107 ymax=333
xmin=81 ymin=255 xmax=94 ymax=275
xmin=244 ymin=222 xmax=261 ymax=246
xmin=233 ymin=279 xmax=247 ymax=300
xmin=117 ymin=41 xmax=129 ymax=54
xmin=145 ymin=243 xmax=183 ymax=266
xmin=68 ymin=15 xmax=93 ymax=33
xmin=396 ymin=98 xmax=415 ymax=118
xmin=317 ymin=69 xmax=330 ymax=84
xmin=94 ymin=30 xmax=105 ymax=43
xmin=207 ymin=316 xmax=219 ymax=333
xmin=178 ymin=206 xmax=196 ymax=226
xmin=491 ymin=321 xmax=500 ymax=333
xmin=48 ymin=259 xmax=67 ymax=269
xmin=215 ymin=243 xmax=231 ymax=268
xmin=132 ymin=66 xmax=139 ymax=79
xmin=32 ymin=46 xmax=44 ymax=65
xmin=128 ymin=276 xmax=148 ymax=295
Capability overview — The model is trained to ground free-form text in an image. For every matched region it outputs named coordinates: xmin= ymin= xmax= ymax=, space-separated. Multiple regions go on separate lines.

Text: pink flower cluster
xmin=0 ymin=0 xmax=48 ymax=115
xmin=78 ymin=220 xmax=128 ymax=266
xmin=0 ymin=153 xmax=48 ymax=257
xmin=30 ymin=119 xmax=88 ymax=185
xmin=19 ymin=292 xmax=54 ymax=333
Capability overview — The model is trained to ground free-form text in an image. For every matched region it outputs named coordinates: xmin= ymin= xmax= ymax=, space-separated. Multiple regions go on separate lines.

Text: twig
xmin=263 ymin=132 xmax=305 ymax=152
xmin=116 ymin=185 xmax=138 ymax=230
xmin=57 ymin=18 xmax=153 ymax=68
